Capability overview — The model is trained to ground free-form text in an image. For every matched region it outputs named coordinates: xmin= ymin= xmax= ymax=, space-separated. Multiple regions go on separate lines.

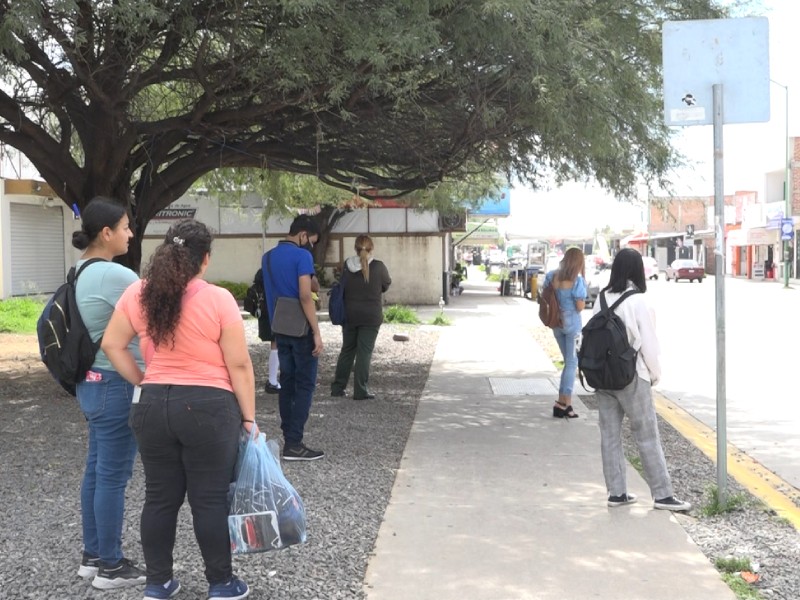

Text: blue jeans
xmin=553 ymin=327 xmax=580 ymax=396
xmin=276 ymin=332 xmax=319 ymax=446
xmin=129 ymin=385 xmax=241 ymax=585
xmin=77 ymin=368 xmax=137 ymax=566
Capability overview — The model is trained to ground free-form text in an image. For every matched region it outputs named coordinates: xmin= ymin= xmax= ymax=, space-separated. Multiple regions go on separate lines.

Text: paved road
xmin=623 ymin=274 xmax=800 ymax=492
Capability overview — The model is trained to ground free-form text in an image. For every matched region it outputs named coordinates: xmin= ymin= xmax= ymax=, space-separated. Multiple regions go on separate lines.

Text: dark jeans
xmin=332 ymin=325 xmax=380 ymax=398
xmin=129 ymin=385 xmax=241 ymax=585
xmin=276 ymin=332 xmax=319 ymax=446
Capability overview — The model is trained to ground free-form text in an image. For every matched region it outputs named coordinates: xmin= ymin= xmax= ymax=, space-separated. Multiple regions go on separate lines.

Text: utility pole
xmin=772 ymin=80 xmax=791 ymax=288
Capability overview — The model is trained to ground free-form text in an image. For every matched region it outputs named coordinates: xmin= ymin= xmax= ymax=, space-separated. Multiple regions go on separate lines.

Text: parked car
xmin=642 ymin=256 xmax=659 ymax=280
xmin=584 ymin=257 xmax=601 ymax=307
xmin=665 ymin=259 xmax=705 ymax=282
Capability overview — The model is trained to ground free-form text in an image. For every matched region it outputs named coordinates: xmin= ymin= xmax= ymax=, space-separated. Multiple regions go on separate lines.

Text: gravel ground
xmin=529 ymin=324 xmax=800 ymax=600
xmin=0 ymin=320 xmax=438 ymax=600
xmin=2 ymin=318 xmax=798 ymax=600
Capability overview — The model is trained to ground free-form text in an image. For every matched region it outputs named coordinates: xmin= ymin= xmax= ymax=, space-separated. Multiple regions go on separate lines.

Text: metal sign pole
xmin=712 ymin=83 xmax=728 ymax=504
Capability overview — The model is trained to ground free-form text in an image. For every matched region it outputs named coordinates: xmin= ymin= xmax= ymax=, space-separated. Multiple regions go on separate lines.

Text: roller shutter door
xmin=10 ymin=203 xmax=66 ymax=295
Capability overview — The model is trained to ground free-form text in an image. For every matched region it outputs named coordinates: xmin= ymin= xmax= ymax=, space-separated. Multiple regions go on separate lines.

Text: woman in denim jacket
xmin=543 ymin=247 xmax=587 ymax=418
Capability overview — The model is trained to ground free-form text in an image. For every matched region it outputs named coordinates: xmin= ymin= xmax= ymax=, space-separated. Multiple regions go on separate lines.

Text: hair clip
xmin=172 ymin=236 xmax=185 ymax=246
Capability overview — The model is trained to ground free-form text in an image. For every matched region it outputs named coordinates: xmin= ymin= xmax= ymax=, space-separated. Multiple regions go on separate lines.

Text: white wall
xmin=140 ymin=195 xmax=447 ymax=305
xmin=1 ymin=188 xmax=446 ymax=304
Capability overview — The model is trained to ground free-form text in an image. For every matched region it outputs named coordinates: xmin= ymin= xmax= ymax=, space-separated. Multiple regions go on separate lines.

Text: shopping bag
xmin=228 ymin=430 xmax=307 ymax=554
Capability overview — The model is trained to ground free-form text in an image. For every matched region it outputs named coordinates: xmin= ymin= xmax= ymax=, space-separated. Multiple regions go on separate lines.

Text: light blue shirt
xmin=74 ymin=259 xmax=143 ymax=371
xmin=544 ymin=270 xmax=587 ymax=334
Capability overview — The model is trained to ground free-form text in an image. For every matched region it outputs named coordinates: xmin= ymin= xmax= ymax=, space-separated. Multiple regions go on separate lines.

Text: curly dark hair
xmin=140 ymin=220 xmax=213 ymax=348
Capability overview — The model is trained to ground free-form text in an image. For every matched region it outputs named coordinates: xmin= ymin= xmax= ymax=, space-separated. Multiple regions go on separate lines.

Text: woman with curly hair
xmin=103 ymin=219 xmax=255 ymax=600
xmin=543 ymin=247 xmax=587 ymax=418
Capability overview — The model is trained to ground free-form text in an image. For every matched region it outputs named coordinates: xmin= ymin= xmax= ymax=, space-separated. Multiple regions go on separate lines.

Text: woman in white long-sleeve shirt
xmin=593 ymin=248 xmax=691 ymax=512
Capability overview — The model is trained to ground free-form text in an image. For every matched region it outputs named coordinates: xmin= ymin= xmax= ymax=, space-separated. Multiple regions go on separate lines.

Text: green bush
xmin=485 ymin=273 xmax=502 ymax=282
xmin=430 ymin=314 xmax=452 ymax=326
xmin=383 ymin=305 xmax=421 ymax=324
xmin=700 ymin=485 xmax=750 ymax=517
xmin=715 ymin=557 xmax=753 ymax=573
xmin=215 ymin=280 xmax=249 ymax=301
xmin=0 ymin=297 xmax=46 ymax=334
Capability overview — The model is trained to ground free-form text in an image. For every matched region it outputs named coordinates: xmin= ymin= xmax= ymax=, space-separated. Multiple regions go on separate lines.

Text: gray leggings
xmin=596 ymin=376 xmax=673 ymax=499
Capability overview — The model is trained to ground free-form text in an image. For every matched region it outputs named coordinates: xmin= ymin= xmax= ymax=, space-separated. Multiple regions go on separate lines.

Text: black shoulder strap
xmin=69 ymin=257 xmax=107 ymax=348
xmin=599 ymin=290 xmax=609 ymax=311
xmin=607 ymin=289 xmax=641 ymax=312
xmin=68 ymin=257 xmax=107 ymax=285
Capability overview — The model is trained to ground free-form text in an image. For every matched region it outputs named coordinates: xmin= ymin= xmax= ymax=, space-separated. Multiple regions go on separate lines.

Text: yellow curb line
xmin=654 ymin=391 xmax=800 ymax=530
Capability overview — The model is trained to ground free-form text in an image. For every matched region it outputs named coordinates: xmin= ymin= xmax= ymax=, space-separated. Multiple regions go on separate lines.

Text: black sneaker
xmin=77 ymin=553 xmax=100 ymax=579
xmin=91 ymin=558 xmax=146 ymax=589
xmin=264 ymin=382 xmax=280 ymax=394
xmin=607 ymin=493 xmax=638 ymax=507
xmin=654 ymin=496 xmax=692 ymax=511
xmin=282 ymin=443 xmax=325 ymax=461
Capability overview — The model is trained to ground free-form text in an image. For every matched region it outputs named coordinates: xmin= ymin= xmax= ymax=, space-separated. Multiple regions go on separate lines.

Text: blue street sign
xmin=780 ymin=218 xmax=794 ymax=241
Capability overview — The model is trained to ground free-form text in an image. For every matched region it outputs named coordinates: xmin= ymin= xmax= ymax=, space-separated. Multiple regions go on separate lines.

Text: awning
xmin=620 ymin=232 xmax=649 ymax=245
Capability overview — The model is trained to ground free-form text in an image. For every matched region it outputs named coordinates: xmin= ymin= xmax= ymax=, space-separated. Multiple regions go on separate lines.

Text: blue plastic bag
xmin=228 ymin=430 xmax=307 ymax=554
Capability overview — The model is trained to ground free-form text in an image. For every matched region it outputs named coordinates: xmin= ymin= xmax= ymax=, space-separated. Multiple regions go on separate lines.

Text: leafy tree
xmin=0 ymin=0 xmax=726 ymax=270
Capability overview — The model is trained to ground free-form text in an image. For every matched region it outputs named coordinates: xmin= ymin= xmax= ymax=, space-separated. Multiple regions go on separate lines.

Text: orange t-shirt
xmin=116 ymin=278 xmax=242 ymax=391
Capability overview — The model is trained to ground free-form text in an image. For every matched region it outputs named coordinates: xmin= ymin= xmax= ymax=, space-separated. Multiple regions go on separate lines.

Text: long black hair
xmin=140 ymin=219 xmax=213 ymax=347
xmin=604 ymin=248 xmax=647 ymax=294
xmin=71 ymin=197 xmax=127 ymax=250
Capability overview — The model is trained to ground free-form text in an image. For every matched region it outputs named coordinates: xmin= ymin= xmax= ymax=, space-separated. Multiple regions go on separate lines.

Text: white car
xmin=642 ymin=256 xmax=659 ymax=280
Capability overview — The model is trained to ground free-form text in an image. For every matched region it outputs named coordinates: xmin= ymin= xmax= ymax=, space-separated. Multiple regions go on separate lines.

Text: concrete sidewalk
xmin=363 ymin=280 xmax=734 ymax=600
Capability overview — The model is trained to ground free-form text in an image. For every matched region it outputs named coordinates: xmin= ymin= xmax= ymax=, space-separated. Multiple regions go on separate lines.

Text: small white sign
xmin=670 ymin=106 xmax=706 ymax=123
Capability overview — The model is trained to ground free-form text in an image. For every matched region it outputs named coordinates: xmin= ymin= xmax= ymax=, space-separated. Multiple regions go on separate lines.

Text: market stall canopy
xmin=620 ymin=232 xmax=649 ymax=245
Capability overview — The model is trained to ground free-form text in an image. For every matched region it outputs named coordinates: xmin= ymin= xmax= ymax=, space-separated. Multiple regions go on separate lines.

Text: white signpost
xmin=662 ymin=17 xmax=770 ymax=503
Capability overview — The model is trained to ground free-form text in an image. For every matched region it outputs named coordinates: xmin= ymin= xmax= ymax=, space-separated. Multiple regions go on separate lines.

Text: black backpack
xmin=577 ymin=289 xmax=641 ymax=391
xmin=37 ymin=258 xmax=106 ymax=395
xmin=244 ymin=269 xmax=266 ymax=318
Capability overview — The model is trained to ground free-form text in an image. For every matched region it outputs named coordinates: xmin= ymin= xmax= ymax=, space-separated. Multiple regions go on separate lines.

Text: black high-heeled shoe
xmin=553 ymin=402 xmax=579 ymax=418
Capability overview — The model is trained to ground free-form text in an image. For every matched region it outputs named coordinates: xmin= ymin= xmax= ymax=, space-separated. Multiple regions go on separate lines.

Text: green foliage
xmin=715 ymin=557 xmax=753 ymax=573
xmin=719 ymin=573 xmax=763 ymax=600
xmin=430 ymin=313 xmax=452 ymax=326
xmin=0 ymin=297 xmax=45 ymax=334
xmin=700 ymin=485 xmax=751 ymax=517
xmin=383 ymin=305 xmax=421 ymax=325
xmin=314 ymin=264 xmax=331 ymax=288
xmin=485 ymin=273 xmax=502 ymax=282
xmin=626 ymin=454 xmax=644 ymax=477
xmin=715 ymin=557 xmax=763 ymax=600
xmin=0 ymin=0 xmax=730 ymax=277
xmin=214 ymin=281 xmax=249 ymax=301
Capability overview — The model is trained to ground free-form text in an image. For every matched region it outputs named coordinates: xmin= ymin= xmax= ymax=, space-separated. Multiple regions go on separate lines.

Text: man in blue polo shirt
xmin=262 ymin=215 xmax=325 ymax=461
